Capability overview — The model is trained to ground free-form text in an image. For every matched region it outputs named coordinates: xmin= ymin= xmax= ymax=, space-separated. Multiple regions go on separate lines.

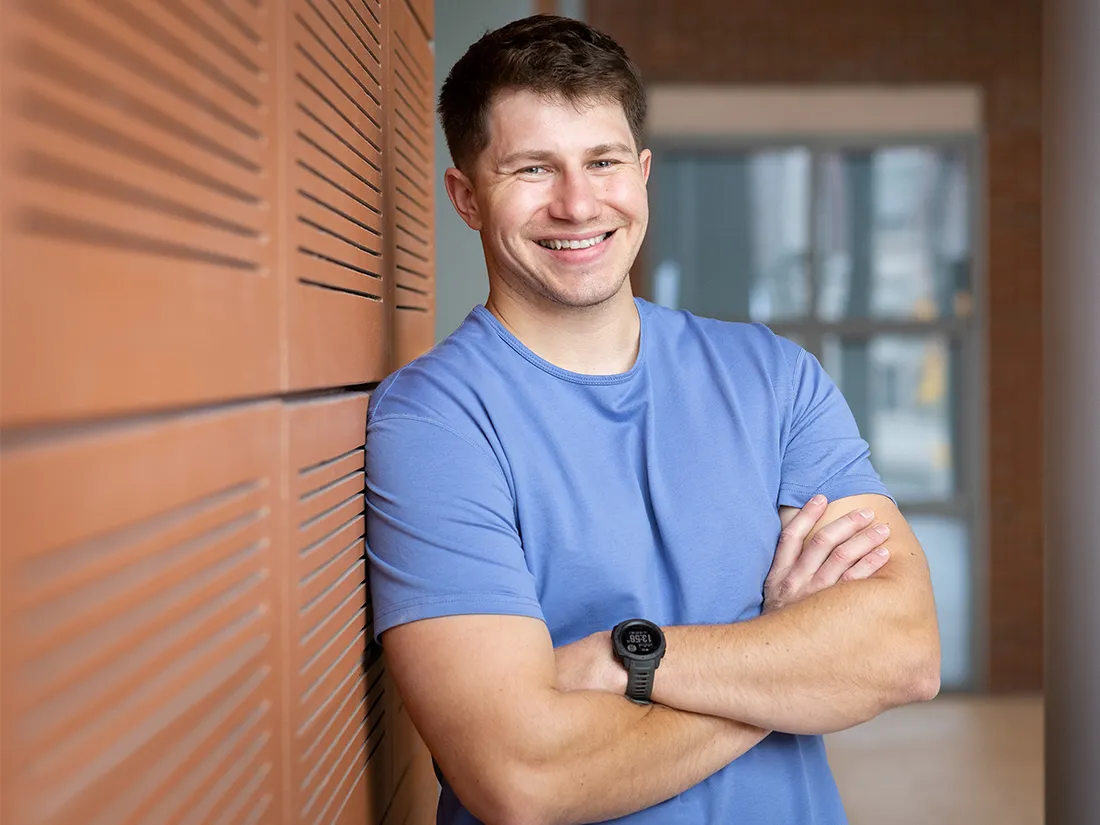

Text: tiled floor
xmin=826 ymin=694 xmax=1043 ymax=825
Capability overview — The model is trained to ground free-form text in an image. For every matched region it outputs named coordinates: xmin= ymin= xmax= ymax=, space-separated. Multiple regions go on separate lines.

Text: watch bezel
xmin=612 ymin=618 xmax=666 ymax=662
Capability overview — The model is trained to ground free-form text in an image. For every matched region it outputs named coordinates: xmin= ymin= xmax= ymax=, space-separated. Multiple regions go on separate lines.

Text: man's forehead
xmin=482 ymin=90 xmax=634 ymax=160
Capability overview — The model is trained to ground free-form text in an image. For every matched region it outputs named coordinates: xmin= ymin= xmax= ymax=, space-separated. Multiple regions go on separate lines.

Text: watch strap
xmin=625 ymin=657 xmax=657 ymax=704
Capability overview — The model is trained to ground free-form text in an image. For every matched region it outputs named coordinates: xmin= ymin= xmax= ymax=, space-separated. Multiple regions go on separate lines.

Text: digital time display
xmin=624 ymin=628 xmax=656 ymax=655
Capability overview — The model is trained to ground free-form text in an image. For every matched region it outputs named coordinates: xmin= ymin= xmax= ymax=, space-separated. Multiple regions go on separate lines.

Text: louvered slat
xmin=287 ymin=394 xmax=394 ymax=825
xmin=0 ymin=405 xmax=284 ymax=825
xmin=0 ymin=0 xmax=279 ymax=425
xmin=287 ymin=0 xmax=388 ymax=389
xmin=387 ymin=0 xmax=435 ymax=366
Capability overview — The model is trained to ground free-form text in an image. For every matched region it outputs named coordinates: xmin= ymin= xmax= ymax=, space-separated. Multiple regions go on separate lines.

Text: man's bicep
xmin=815 ymin=494 xmax=934 ymax=592
xmin=381 ymin=614 xmax=557 ymax=810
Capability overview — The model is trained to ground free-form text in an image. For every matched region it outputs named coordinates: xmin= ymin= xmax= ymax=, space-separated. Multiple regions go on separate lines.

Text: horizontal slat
xmin=21 ymin=176 xmax=267 ymax=270
xmin=292 ymin=13 xmax=383 ymax=120
xmin=296 ymin=109 xmax=384 ymax=190
xmin=109 ymin=0 xmax=267 ymax=94
xmin=298 ymin=0 xmax=384 ymax=91
xmin=17 ymin=23 xmax=266 ymax=173
xmin=18 ymin=94 xmax=266 ymax=223
xmin=394 ymin=243 xmax=431 ymax=276
xmin=29 ymin=1 xmax=267 ymax=136
xmin=92 ymin=674 xmax=270 ymax=825
xmin=295 ymin=259 xmax=383 ymax=299
xmin=294 ymin=66 xmax=382 ymax=154
xmin=294 ymin=449 xmax=365 ymax=499
xmin=17 ymin=481 xmax=266 ymax=608
xmin=298 ymin=610 xmax=367 ymax=702
xmin=300 ymin=580 xmax=367 ymax=663
xmin=0 ymin=405 xmax=283 ymax=825
xmin=298 ymin=523 xmax=365 ymax=596
xmin=297 ymin=220 xmax=383 ymax=280
xmin=21 ymin=532 xmax=269 ymax=700
xmin=392 ymin=26 xmax=431 ymax=101
xmin=395 ymin=221 xmax=432 ymax=253
xmin=299 ymin=169 xmax=385 ymax=240
xmin=19 ymin=71 xmax=265 ymax=200
xmin=300 ymin=692 xmax=381 ymax=820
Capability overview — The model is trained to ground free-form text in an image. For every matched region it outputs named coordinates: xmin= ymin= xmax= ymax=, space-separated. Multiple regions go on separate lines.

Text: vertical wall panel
xmin=1 ymin=0 xmax=439 ymax=821
xmin=0 ymin=405 xmax=286 ymax=825
xmin=285 ymin=393 xmax=390 ymax=825
xmin=0 ymin=0 xmax=280 ymax=425
xmin=387 ymin=0 xmax=436 ymax=368
xmin=286 ymin=0 xmax=389 ymax=388
xmin=405 ymin=0 xmax=434 ymax=39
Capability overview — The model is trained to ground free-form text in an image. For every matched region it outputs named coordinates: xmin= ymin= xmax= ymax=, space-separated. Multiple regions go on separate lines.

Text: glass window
xmin=651 ymin=149 xmax=811 ymax=322
xmin=821 ymin=334 xmax=956 ymax=501
xmin=816 ymin=148 xmax=972 ymax=322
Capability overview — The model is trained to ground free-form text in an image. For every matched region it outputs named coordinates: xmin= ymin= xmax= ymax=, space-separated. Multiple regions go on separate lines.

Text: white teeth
xmin=538 ymin=232 xmax=610 ymax=251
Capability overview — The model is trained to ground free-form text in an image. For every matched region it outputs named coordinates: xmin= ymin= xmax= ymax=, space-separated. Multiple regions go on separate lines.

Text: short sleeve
xmin=777 ymin=344 xmax=894 ymax=508
xmin=365 ymin=414 xmax=544 ymax=641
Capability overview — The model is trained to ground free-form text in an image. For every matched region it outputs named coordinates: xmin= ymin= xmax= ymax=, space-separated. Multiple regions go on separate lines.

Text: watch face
xmin=622 ymin=626 xmax=658 ymax=655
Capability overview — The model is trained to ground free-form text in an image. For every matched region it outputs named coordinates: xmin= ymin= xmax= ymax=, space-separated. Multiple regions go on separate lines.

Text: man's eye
xmin=519 ymin=166 xmax=546 ymax=175
xmin=591 ymin=159 xmax=619 ymax=170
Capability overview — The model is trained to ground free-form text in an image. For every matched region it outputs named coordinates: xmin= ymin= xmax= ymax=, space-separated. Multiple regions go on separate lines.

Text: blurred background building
xmin=2 ymin=1 xmax=1095 ymax=824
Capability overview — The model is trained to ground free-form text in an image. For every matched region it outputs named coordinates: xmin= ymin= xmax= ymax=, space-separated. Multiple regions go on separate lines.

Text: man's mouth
xmin=535 ymin=231 xmax=614 ymax=251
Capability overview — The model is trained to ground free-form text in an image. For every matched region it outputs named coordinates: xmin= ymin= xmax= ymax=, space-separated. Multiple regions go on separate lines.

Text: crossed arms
xmin=380 ymin=494 xmax=941 ymax=825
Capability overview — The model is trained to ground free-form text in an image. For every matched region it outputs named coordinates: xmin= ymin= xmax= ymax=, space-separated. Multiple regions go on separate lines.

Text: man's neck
xmin=485 ymin=287 xmax=641 ymax=376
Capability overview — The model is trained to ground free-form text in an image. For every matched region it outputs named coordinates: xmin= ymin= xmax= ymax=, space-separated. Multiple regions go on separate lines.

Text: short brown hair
xmin=438 ymin=15 xmax=647 ymax=173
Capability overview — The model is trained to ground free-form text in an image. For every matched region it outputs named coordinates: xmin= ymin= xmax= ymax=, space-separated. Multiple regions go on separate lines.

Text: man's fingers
xmin=789 ymin=506 xmax=878 ymax=580
xmin=810 ymin=522 xmax=891 ymax=587
xmin=768 ymin=495 xmax=829 ymax=576
xmin=837 ymin=545 xmax=891 ymax=582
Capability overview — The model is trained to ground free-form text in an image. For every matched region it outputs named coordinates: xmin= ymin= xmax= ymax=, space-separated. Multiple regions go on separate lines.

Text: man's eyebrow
xmin=497 ymin=150 xmax=555 ymax=168
xmin=496 ymin=143 xmax=636 ymax=169
xmin=587 ymin=142 xmax=636 ymax=157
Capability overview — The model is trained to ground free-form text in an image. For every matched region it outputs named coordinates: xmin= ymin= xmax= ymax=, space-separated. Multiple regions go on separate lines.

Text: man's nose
xmin=548 ymin=168 xmax=600 ymax=223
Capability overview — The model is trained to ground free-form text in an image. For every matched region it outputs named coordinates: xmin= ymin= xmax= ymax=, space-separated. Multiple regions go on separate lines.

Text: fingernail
xmin=859 ymin=508 xmax=874 ymax=519
xmin=811 ymin=494 xmax=826 ymax=505
xmin=874 ymin=523 xmax=890 ymax=536
xmin=875 ymin=546 xmax=890 ymax=557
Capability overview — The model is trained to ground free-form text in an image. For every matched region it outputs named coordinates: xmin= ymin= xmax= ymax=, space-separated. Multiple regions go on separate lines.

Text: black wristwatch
xmin=611 ymin=618 xmax=666 ymax=704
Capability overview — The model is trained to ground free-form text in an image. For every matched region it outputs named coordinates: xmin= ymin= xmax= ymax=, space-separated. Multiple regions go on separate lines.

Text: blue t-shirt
xmin=366 ymin=298 xmax=891 ymax=824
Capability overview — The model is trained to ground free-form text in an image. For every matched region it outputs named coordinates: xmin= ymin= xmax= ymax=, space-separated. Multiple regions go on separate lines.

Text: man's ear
xmin=444 ymin=167 xmax=482 ymax=231
xmin=639 ymin=148 xmax=653 ymax=186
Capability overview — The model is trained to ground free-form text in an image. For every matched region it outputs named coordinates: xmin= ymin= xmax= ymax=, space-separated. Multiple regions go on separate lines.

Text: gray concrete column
xmin=1043 ymin=0 xmax=1100 ymax=822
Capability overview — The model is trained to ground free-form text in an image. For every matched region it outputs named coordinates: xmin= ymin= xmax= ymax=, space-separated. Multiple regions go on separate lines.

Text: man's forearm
xmin=649 ymin=579 xmax=940 ymax=735
xmin=456 ymin=688 xmax=766 ymax=825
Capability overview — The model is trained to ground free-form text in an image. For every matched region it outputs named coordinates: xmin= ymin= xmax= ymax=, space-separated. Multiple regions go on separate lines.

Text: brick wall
xmin=588 ymin=0 xmax=1043 ymax=691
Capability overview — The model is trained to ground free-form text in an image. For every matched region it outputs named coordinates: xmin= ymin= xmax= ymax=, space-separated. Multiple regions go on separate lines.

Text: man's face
xmin=456 ymin=89 xmax=651 ymax=312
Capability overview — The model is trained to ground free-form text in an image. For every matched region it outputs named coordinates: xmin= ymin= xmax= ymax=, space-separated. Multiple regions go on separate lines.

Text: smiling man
xmin=366 ymin=15 xmax=940 ymax=825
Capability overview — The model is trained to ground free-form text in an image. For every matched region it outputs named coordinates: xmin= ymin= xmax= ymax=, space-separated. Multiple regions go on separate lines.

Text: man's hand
xmin=763 ymin=494 xmax=891 ymax=613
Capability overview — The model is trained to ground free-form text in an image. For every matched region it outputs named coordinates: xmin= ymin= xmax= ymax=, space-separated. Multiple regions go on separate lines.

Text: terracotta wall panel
xmin=0 ymin=0 xmax=280 ymax=425
xmin=0 ymin=0 xmax=440 ymax=819
xmin=388 ymin=0 xmax=436 ymax=369
xmin=286 ymin=0 xmax=389 ymax=389
xmin=0 ymin=404 xmax=286 ymax=825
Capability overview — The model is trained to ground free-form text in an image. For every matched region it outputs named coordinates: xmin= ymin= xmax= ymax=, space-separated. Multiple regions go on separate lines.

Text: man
xmin=366 ymin=14 xmax=940 ymax=825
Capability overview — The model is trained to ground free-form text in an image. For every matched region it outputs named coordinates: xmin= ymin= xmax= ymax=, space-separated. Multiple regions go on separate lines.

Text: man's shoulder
xmin=642 ymin=301 xmax=805 ymax=380
xmin=368 ymin=308 xmax=504 ymax=432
